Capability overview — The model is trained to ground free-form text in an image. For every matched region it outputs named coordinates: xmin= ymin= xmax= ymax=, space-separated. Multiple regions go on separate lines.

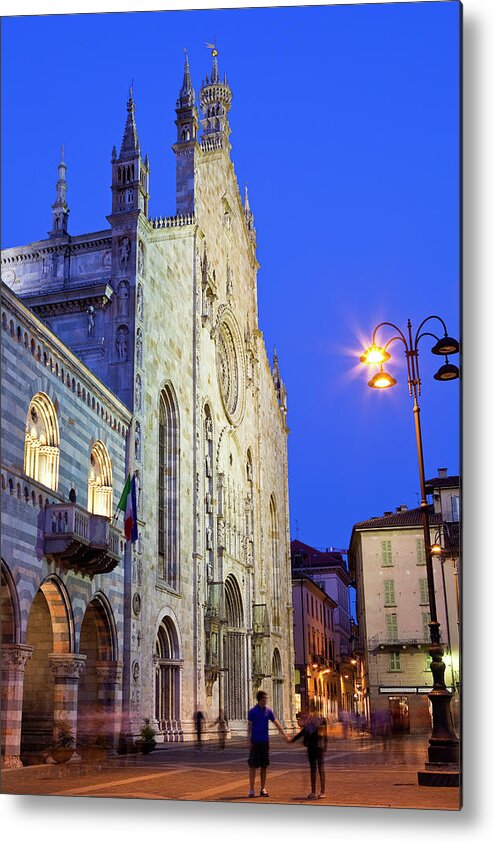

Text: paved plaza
xmin=1 ymin=733 xmax=461 ymax=811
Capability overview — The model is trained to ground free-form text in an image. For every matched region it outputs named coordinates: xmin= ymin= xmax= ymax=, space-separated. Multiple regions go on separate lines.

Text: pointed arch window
xmin=24 ymin=393 xmax=60 ymax=491
xmin=155 ymin=617 xmax=181 ymax=731
xmin=270 ymin=495 xmax=281 ymax=629
xmin=88 ymin=441 xmax=113 ymax=517
xmin=158 ymin=386 xmax=180 ymax=589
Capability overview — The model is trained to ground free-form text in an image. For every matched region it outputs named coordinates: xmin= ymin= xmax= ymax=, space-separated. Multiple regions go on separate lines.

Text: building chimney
xmin=437 ymin=468 xmax=448 ymax=478
xmin=383 ymin=511 xmax=392 ymax=516
xmin=395 ymin=505 xmax=408 ymax=513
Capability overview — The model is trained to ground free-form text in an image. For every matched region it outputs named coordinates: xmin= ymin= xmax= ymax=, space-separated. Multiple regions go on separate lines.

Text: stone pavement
xmin=1 ymin=734 xmax=461 ymax=811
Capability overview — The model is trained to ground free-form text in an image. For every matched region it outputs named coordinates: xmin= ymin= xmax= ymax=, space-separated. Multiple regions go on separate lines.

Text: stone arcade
xmin=1 ymin=50 xmax=295 ymax=764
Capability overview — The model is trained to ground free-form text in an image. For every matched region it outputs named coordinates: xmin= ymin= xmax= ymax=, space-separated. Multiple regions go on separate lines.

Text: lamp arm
xmin=372 ymin=322 xmax=408 ymax=349
xmin=415 ymin=330 xmax=441 ymax=350
xmin=383 ymin=335 xmax=407 ymax=354
xmin=414 ymin=315 xmax=448 ymax=346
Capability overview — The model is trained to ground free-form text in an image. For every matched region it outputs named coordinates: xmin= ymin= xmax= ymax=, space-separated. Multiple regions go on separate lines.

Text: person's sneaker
xmin=318 ymin=793 xmax=325 ymax=799
xmin=260 ymin=788 xmax=269 ymax=797
xmin=248 ymin=790 xmax=255 ymax=798
xmin=307 ymin=793 xmax=317 ymax=800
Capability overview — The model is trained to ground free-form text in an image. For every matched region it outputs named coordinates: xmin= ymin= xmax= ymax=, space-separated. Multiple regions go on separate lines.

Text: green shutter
xmin=419 ymin=578 xmax=429 ymax=605
xmin=389 ymin=652 xmax=401 ymax=672
xmin=386 ymin=613 xmax=398 ymax=642
xmin=416 ymin=538 xmax=426 ymax=565
xmin=381 ymin=539 xmax=393 ymax=567
xmin=384 ymin=579 xmax=395 ymax=606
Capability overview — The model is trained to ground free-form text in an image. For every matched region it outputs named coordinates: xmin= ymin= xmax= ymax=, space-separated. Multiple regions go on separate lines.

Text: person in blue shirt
xmin=247 ymin=690 xmax=287 ymax=798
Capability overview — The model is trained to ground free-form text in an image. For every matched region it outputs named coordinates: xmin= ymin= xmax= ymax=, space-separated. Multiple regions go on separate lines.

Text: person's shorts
xmin=248 ymin=741 xmax=270 ymax=768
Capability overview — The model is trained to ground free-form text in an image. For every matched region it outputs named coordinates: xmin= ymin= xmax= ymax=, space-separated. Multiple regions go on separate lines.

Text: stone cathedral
xmin=1 ymin=50 xmax=295 ymax=763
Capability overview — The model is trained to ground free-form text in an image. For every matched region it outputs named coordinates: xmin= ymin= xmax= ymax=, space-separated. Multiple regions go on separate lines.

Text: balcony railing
xmin=44 ymin=503 xmax=122 ymax=575
xmin=367 ymin=633 xmax=431 ymax=652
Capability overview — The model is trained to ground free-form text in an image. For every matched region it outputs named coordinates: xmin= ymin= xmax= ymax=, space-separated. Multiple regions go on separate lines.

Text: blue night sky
xmin=1 ymin=2 xmax=461 ymax=552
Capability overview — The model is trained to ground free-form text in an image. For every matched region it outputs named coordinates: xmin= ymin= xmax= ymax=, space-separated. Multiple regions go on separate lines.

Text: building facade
xmin=1 ymin=50 xmax=296 ymax=761
xmin=291 ymin=574 xmax=339 ymax=721
xmin=291 ymin=540 xmax=359 ymax=723
xmin=348 ymin=471 xmax=460 ymax=734
xmin=1 ymin=284 xmax=131 ymax=767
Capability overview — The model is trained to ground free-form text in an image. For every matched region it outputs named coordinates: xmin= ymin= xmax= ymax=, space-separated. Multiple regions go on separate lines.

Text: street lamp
xmin=360 ymin=316 xmax=460 ymax=787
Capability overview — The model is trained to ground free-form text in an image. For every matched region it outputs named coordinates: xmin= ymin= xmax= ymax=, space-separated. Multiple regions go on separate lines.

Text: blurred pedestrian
xmin=247 ymin=690 xmax=287 ymax=798
xmin=290 ymin=701 xmax=328 ymax=799
xmin=194 ymin=709 xmax=205 ymax=749
xmin=212 ymin=708 xmax=228 ymax=750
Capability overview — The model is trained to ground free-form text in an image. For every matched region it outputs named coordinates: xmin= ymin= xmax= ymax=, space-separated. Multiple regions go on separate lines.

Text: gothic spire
xmin=177 ymin=50 xmax=196 ymax=108
xmin=49 ymin=145 xmax=69 ymax=237
xmin=110 ymin=86 xmax=150 ymax=217
xmin=119 ymin=83 xmax=140 ymax=159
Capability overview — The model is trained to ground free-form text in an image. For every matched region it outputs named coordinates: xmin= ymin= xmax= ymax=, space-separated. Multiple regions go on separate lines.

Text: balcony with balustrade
xmin=44 ymin=503 xmax=122 ymax=576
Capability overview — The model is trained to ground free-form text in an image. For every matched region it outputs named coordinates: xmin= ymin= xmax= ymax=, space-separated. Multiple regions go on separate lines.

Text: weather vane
xmin=205 ymin=39 xmax=218 ymax=57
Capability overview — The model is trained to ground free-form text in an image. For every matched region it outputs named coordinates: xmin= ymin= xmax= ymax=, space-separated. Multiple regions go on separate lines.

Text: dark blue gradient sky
xmin=1 ymin=2 xmax=461 ymax=550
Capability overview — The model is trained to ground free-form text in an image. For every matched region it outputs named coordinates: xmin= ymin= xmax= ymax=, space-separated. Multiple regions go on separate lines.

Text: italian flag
xmin=117 ymin=473 xmax=138 ymax=542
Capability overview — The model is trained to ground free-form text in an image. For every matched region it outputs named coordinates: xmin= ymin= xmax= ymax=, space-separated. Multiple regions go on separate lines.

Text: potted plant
xmin=136 ymin=718 xmax=157 ymax=755
xmin=49 ymin=717 xmax=75 ymax=764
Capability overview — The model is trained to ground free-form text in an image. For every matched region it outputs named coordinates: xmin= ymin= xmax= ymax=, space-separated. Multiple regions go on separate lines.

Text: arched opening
xmin=88 ymin=441 xmax=113 ymax=517
xmin=77 ymin=594 xmax=118 ymax=748
xmin=223 ymin=575 xmax=246 ymax=723
xmin=21 ymin=578 xmax=73 ymax=753
xmin=155 ymin=617 xmax=181 ymax=740
xmin=158 ymin=385 xmax=180 ymax=589
xmin=1 ymin=560 xmax=20 ymax=644
xmin=272 ymin=648 xmax=284 ymax=723
xmin=23 ymin=393 xmax=60 ymax=491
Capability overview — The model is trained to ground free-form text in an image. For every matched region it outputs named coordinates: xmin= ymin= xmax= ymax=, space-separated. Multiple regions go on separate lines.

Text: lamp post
xmin=360 ymin=316 xmax=460 ymax=787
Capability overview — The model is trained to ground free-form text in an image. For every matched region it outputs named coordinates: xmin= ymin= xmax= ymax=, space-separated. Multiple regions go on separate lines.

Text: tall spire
xmin=177 ymin=50 xmax=196 ymax=108
xmin=49 ymin=145 xmax=69 ymax=238
xmin=119 ymin=83 xmax=140 ymax=159
xmin=110 ymin=87 xmax=149 ymax=217
xmin=200 ymin=44 xmax=232 ymax=152
xmin=173 ymin=50 xmax=199 ymax=213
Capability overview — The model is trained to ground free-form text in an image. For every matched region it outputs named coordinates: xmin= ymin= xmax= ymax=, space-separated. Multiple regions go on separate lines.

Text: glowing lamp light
xmin=368 ymin=367 xmax=397 ymax=389
xmin=360 ymin=344 xmax=390 ymax=365
xmin=431 ymin=542 xmax=443 ymax=557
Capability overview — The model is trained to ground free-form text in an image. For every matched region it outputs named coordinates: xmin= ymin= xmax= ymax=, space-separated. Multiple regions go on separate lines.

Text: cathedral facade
xmin=1 ymin=50 xmax=295 ymax=760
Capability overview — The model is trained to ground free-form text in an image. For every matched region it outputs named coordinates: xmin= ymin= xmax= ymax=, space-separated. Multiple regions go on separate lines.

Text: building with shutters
xmin=348 ymin=471 xmax=460 ymax=734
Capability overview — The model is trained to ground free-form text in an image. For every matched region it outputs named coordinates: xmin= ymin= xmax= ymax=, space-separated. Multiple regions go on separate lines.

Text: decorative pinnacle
xmin=177 ymin=48 xmax=196 ymax=107
xmin=119 ymin=83 xmax=140 ymax=158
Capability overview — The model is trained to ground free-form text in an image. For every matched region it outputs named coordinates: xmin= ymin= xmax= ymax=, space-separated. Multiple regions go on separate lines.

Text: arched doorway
xmin=78 ymin=594 xmax=119 ymax=748
xmin=155 ymin=616 xmax=182 ymax=741
xmin=21 ymin=577 xmax=74 ymax=753
xmin=1 ymin=560 xmax=20 ymax=645
xmin=223 ymin=575 xmax=246 ymax=724
xmin=272 ymin=648 xmax=284 ymax=723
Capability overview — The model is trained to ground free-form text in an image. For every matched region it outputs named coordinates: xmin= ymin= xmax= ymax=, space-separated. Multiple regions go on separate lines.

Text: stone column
xmin=1 ymin=644 xmax=34 ymax=768
xmin=95 ymin=661 xmax=123 ymax=749
xmin=48 ymin=653 xmax=86 ymax=749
